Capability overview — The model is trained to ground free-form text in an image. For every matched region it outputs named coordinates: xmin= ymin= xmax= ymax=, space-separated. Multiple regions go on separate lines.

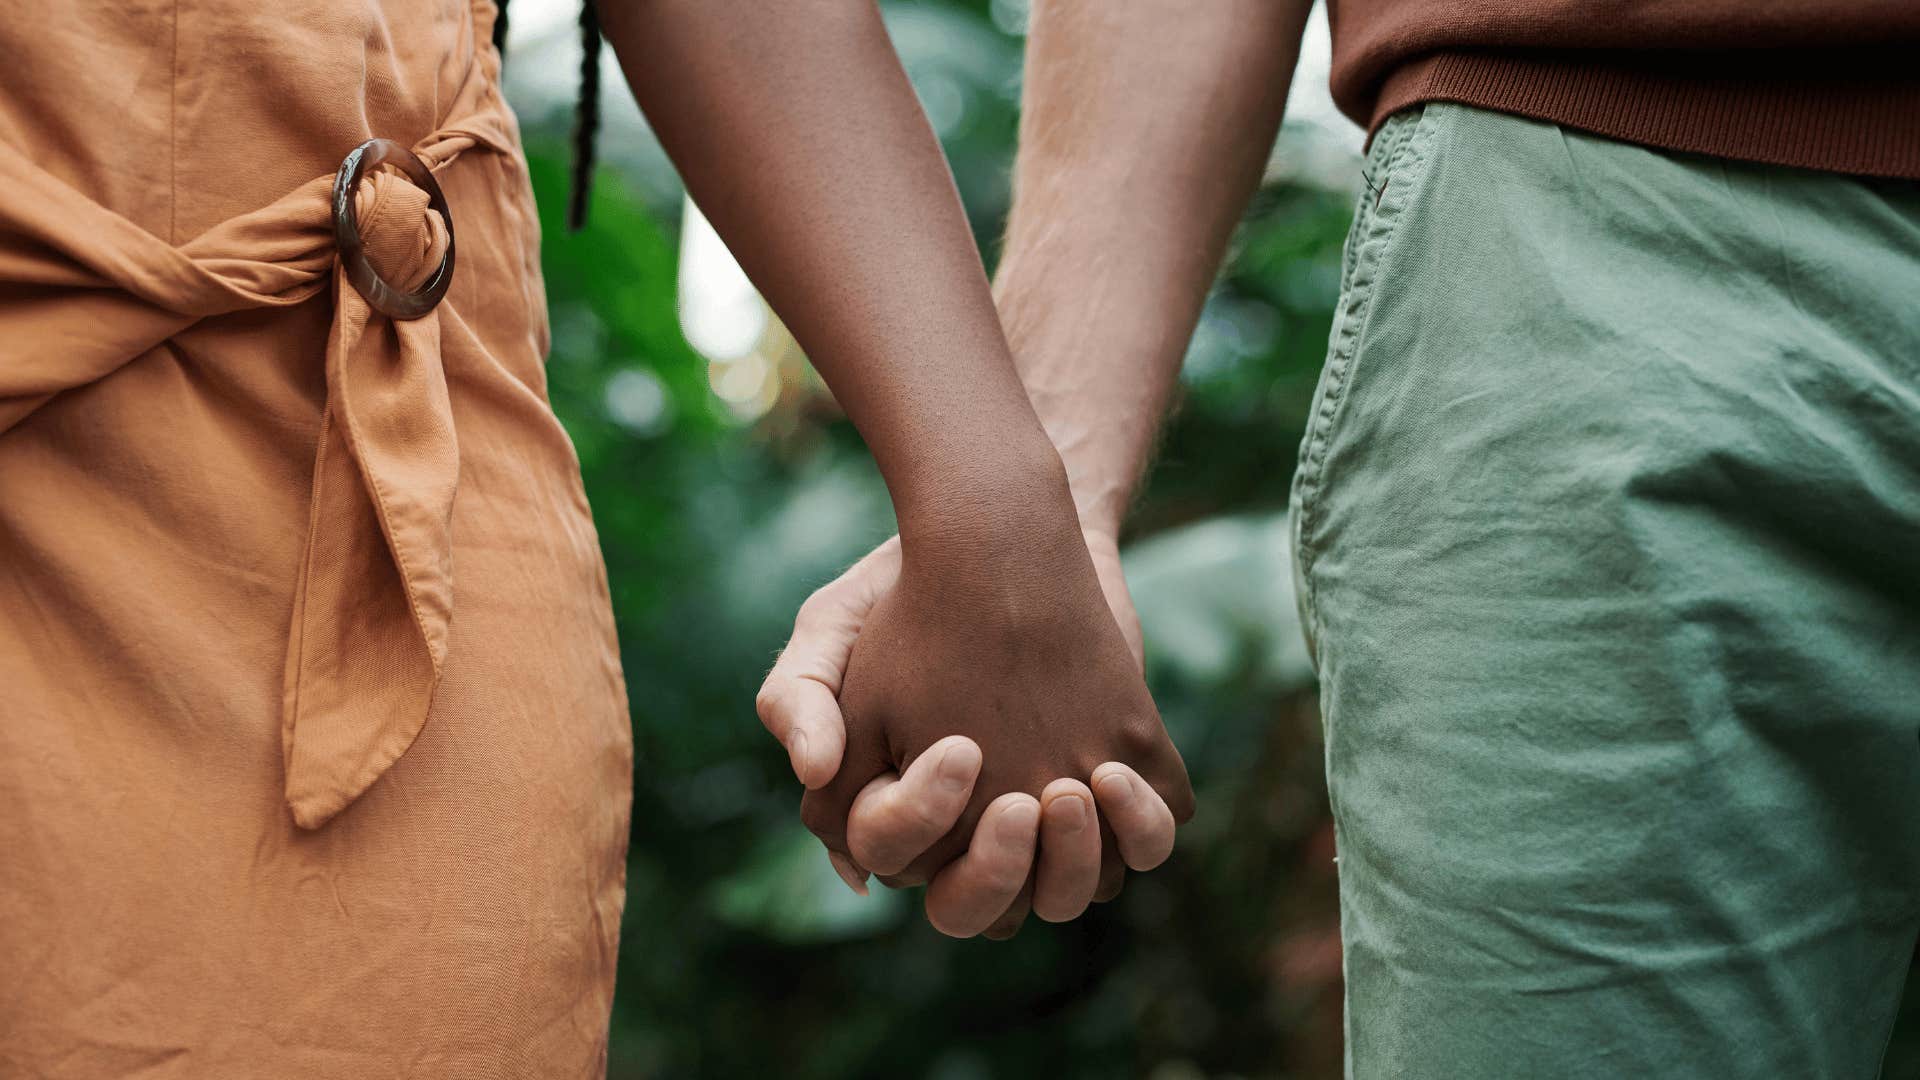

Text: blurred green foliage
xmin=515 ymin=3 xmax=1358 ymax=1075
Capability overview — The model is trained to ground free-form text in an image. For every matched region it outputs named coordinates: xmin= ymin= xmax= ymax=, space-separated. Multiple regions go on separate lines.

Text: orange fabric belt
xmin=0 ymin=113 xmax=516 ymax=829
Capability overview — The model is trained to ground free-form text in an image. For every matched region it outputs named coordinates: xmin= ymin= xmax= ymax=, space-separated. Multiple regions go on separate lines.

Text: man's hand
xmin=757 ymin=525 xmax=1190 ymax=938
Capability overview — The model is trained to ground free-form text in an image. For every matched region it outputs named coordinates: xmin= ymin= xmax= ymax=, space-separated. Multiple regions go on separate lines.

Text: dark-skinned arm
xmin=599 ymin=1 xmax=1060 ymax=537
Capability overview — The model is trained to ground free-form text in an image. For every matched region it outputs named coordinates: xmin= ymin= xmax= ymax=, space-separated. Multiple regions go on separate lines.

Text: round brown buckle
xmin=330 ymin=138 xmax=455 ymax=320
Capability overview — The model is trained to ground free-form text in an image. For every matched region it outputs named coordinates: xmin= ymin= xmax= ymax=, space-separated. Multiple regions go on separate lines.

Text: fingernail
xmin=828 ymin=851 xmax=869 ymax=897
xmin=1046 ymin=794 xmax=1088 ymax=832
xmin=1000 ymin=800 xmax=1039 ymax=840
xmin=789 ymin=732 xmax=810 ymax=780
xmin=937 ymin=741 xmax=980 ymax=793
xmin=1096 ymin=771 xmax=1134 ymax=809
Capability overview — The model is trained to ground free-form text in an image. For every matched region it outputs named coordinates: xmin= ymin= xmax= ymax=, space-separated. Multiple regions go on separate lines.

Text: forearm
xmin=598 ymin=1 xmax=1070 ymax=546
xmin=994 ymin=0 xmax=1312 ymax=538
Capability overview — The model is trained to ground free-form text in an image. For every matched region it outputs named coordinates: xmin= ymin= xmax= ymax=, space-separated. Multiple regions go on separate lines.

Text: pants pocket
xmin=1288 ymin=105 xmax=1442 ymax=668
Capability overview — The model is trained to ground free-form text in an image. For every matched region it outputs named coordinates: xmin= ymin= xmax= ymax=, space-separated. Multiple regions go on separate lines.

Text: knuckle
xmin=1114 ymin=715 xmax=1165 ymax=759
xmin=851 ymin=830 xmax=908 ymax=876
xmin=794 ymin=587 xmax=843 ymax=630
xmin=1129 ymin=843 xmax=1172 ymax=873
xmin=1125 ymin=828 xmax=1176 ymax=871
xmin=1042 ymin=776 xmax=1093 ymax=803
xmin=1033 ymin=899 xmax=1083 ymax=924
xmin=983 ymin=915 xmax=1024 ymax=942
xmin=907 ymin=796 xmax=955 ymax=834
xmin=753 ymin=680 xmax=787 ymax=727
xmin=983 ymin=856 xmax=1029 ymax=894
xmin=925 ymin=903 xmax=980 ymax=940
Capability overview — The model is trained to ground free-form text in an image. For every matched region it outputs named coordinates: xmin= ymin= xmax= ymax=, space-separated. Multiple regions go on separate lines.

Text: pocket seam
xmin=1292 ymin=107 xmax=1445 ymax=661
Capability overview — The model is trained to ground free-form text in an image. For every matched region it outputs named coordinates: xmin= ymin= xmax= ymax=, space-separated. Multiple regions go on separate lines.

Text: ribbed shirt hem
xmin=1372 ymin=50 xmax=1920 ymax=181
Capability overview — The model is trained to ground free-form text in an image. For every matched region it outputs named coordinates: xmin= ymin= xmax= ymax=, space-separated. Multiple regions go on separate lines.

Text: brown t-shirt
xmin=1327 ymin=0 xmax=1920 ymax=179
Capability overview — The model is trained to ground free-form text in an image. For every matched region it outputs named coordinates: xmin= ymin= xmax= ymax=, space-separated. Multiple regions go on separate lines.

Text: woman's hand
xmin=757 ymin=519 xmax=1192 ymax=938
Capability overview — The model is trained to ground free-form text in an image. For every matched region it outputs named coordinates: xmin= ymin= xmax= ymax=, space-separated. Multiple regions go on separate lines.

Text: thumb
xmin=755 ymin=667 xmax=847 ymax=790
xmin=756 ymin=538 xmax=901 ymax=788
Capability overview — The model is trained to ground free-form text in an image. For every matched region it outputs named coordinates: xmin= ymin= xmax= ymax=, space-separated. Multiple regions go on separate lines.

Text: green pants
xmin=1290 ymin=103 xmax=1920 ymax=1077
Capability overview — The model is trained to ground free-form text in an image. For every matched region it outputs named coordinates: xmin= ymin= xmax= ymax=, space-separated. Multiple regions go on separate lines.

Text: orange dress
xmin=0 ymin=2 xmax=633 ymax=1076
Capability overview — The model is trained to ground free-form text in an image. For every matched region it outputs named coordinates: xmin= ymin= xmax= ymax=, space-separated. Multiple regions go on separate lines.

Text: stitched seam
xmin=1294 ymin=107 xmax=1443 ymax=657
xmin=312 ymin=365 xmax=445 ymax=821
xmin=290 ymin=396 xmax=439 ymax=822
xmin=1293 ymin=122 xmax=1407 ymax=646
xmin=284 ymin=406 xmax=331 ymax=794
xmin=291 ymin=301 xmax=450 ymax=823
xmin=1296 ymin=117 xmax=1425 ymax=648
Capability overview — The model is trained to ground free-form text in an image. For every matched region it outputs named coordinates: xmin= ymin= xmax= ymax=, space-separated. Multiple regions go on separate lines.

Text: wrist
xmin=893 ymin=431 xmax=1084 ymax=567
xmin=1060 ymin=462 xmax=1130 ymax=543
xmin=992 ymin=268 xmax=1169 ymax=547
xmin=1013 ymin=379 xmax=1141 ymax=545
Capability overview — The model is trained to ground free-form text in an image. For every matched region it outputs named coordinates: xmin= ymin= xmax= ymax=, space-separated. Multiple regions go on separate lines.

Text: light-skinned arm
xmin=996 ymin=0 xmax=1313 ymax=542
xmin=761 ymin=0 xmax=1314 ymax=938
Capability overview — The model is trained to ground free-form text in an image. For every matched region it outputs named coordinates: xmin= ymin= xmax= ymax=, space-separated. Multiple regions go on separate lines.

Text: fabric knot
xmin=354 ymin=170 xmax=451 ymax=294
xmin=0 ymin=105 xmax=523 ymax=830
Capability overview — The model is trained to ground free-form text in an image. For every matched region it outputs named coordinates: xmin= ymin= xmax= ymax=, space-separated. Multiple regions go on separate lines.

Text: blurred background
xmin=501 ymin=3 xmax=1363 ymax=1076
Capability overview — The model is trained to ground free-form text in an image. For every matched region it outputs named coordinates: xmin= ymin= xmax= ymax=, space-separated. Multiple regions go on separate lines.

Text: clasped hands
xmin=757 ymin=507 xmax=1194 ymax=939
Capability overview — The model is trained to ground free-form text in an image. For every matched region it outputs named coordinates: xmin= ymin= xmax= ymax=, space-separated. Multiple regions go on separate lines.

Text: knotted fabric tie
xmin=0 ymin=114 xmax=515 ymax=829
